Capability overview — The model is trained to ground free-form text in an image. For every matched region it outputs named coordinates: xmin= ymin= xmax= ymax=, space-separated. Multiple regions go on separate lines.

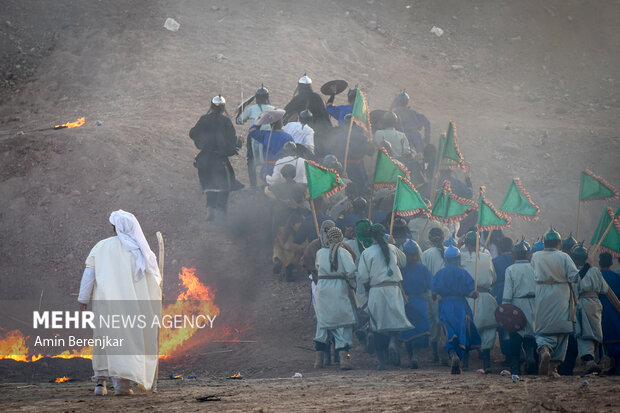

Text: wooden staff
xmin=473 ymin=229 xmax=480 ymax=316
xmin=264 ymin=128 xmax=275 ymax=166
xmin=575 ymin=199 xmax=582 ymax=240
xmin=367 ymin=184 xmax=375 ymax=220
xmin=342 ymin=116 xmax=355 ymax=178
xmin=417 ymin=217 xmax=431 ymax=244
xmin=152 ymin=231 xmax=165 ymax=392
xmin=310 ymin=199 xmax=321 ymax=239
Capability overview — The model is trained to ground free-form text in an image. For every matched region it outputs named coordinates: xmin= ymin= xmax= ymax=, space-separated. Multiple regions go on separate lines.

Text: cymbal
xmin=320 ymin=79 xmax=348 ymax=96
xmin=254 ymin=109 xmax=285 ymax=126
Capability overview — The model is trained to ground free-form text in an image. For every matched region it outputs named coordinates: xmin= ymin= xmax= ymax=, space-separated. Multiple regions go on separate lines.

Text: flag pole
xmin=389 ymin=211 xmax=396 ymax=236
xmin=310 ymin=198 xmax=321 ymax=239
xmin=483 ymin=229 xmax=493 ymax=249
xmin=417 ymin=217 xmax=430 ymax=244
xmin=575 ymin=200 xmax=582 ymax=240
xmin=368 ymin=184 xmax=375 ymax=220
xmin=342 ymin=118 xmax=354 ymax=179
xmin=473 ymin=229 xmax=480 ymax=317
xmin=264 ymin=128 xmax=275 ymax=170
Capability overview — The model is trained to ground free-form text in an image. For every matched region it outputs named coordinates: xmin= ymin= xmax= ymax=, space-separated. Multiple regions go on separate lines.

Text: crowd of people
xmin=188 ymin=74 xmax=620 ymax=380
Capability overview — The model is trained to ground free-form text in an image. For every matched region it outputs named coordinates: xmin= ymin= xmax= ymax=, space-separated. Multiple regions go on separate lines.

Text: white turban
xmin=109 ymin=209 xmax=160 ymax=282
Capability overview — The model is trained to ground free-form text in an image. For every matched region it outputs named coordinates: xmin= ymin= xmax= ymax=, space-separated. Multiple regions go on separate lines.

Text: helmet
xmin=465 ymin=231 xmax=477 ymax=245
xmin=562 ymin=233 xmax=577 ymax=253
xmin=512 ymin=240 xmax=531 ymax=254
xmin=343 ymin=113 xmax=353 ymax=123
xmin=299 ymin=109 xmax=313 ymax=124
xmin=347 ymin=88 xmax=358 ymax=103
xmin=323 ymin=154 xmax=339 ymax=168
xmin=570 ymin=244 xmax=588 ymax=262
xmin=382 ymin=111 xmax=398 ymax=128
xmin=403 ymin=239 xmax=420 ymax=254
xmin=298 ymin=73 xmax=312 ymax=84
xmin=544 ymin=227 xmax=561 ymax=241
xmin=282 ymin=141 xmax=297 ymax=156
xmin=352 ymin=197 xmax=367 ymax=212
xmin=445 ymin=245 xmax=461 ymax=259
xmin=394 ymin=91 xmax=409 ymax=107
xmin=255 ymin=85 xmax=269 ymax=97
xmin=211 ymin=95 xmax=226 ymax=106
xmin=532 ymin=239 xmax=544 ymax=252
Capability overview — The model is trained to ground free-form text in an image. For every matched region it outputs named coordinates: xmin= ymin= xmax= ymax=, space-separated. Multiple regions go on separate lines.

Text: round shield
xmin=320 ymin=79 xmax=348 ymax=96
xmin=254 ymin=109 xmax=285 ymax=126
xmin=494 ymin=303 xmax=527 ymax=332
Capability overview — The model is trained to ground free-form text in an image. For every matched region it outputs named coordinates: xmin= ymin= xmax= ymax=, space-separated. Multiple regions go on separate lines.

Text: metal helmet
xmin=561 ymin=233 xmax=577 ymax=253
xmin=347 ymin=88 xmax=358 ymax=103
xmin=282 ymin=141 xmax=297 ymax=156
xmin=343 ymin=113 xmax=353 ymax=124
xmin=403 ymin=239 xmax=420 ymax=255
xmin=532 ymin=239 xmax=544 ymax=252
xmin=382 ymin=111 xmax=398 ymax=128
xmin=445 ymin=245 xmax=461 ymax=259
xmin=298 ymin=73 xmax=312 ymax=85
xmin=323 ymin=154 xmax=339 ymax=168
xmin=465 ymin=231 xmax=477 ymax=245
xmin=211 ymin=95 xmax=226 ymax=106
xmin=299 ymin=109 xmax=313 ymax=124
xmin=544 ymin=227 xmax=561 ymax=241
xmin=570 ymin=243 xmax=588 ymax=262
xmin=394 ymin=90 xmax=409 ymax=107
xmin=255 ymin=84 xmax=269 ymax=96
xmin=352 ymin=197 xmax=367 ymax=212
xmin=512 ymin=240 xmax=531 ymax=254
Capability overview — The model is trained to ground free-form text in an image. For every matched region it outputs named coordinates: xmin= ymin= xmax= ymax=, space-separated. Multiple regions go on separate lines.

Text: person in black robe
xmin=283 ymin=74 xmax=332 ymax=154
xmin=189 ymin=95 xmax=243 ymax=221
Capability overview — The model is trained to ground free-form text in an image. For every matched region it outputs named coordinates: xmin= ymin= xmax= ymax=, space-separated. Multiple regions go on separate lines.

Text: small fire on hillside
xmin=0 ymin=266 xmax=240 ymax=362
xmin=54 ymin=376 xmax=70 ymax=383
xmin=54 ymin=116 xmax=85 ymax=129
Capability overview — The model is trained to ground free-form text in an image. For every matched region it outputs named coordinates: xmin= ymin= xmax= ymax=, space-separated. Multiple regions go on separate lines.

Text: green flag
xmin=305 ymin=160 xmax=346 ymax=200
xmin=591 ymin=207 xmax=620 ymax=257
xmin=477 ymin=186 xmax=511 ymax=231
xmin=373 ymin=147 xmax=410 ymax=187
xmin=430 ymin=180 xmax=476 ymax=223
xmin=500 ymin=178 xmax=540 ymax=221
xmin=351 ymin=88 xmax=371 ymax=138
xmin=436 ymin=121 xmax=466 ymax=171
xmin=393 ymin=176 xmax=430 ymax=217
xmin=579 ymin=169 xmax=619 ymax=201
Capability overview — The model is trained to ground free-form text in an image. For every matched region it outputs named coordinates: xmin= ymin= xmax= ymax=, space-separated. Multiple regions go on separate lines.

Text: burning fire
xmin=54 ymin=377 xmax=70 ymax=383
xmin=228 ymin=372 xmax=243 ymax=379
xmin=54 ymin=116 xmax=85 ymax=129
xmin=159 ymin=267 xmax=221 ymax=357
xmin=0 ymin=266 xmax=228 ymax=361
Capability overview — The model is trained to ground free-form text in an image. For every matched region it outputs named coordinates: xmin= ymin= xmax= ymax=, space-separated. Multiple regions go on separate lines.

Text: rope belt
xmin=371 ymin=281 xmax=407 ymax=303
xmin=579 ymin=291 xmax=599 ymax=299
xmin=477 ymin=287 xmax=491 ymax=294
xmin=318 ymin=275 xmax=348 ymax=280
xmin=514 ymin=294 xmax=535 ymax=298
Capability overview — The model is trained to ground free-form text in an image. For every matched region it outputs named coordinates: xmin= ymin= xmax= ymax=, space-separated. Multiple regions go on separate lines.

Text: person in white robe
xmin=503 ymin=241 xmax=537 ymax=377
xmin=531 ymin=228 xmax=580 ymax=377
xmin=313 ymin=227 xmax=357 ymax=370
xmin=421 ymin=227 xmax=447 ymax=364
xmin=265 ymin=142 xmax=307 ymax=185
xmin=569 ymin=244 xmax=609 ymax=374
xmin=282 ymin=111 xmax=315 ymax=158
xmin=460 ymin=231 xmax=498 ymax=373
xmin=358 ymin=223 xmax=412 ymax=370
xmin=78 ymin=210 xmax=161 ymax=396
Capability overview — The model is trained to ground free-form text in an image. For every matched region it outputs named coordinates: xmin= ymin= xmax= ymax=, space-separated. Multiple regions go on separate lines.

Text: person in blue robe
xmin=248 ymin=119 xmax=294 ymax=177
xmin=326 ymin=88 xmax=356 ymax=125
xmin=400 ymin=240 xmax=431 ymax=369
xmin=493 ymin=236 xmax=515 ymax=364
xmin=599 ymin=252 xmax=620 ymax=375
xmin=431 ymin=245 xmax=481 ymax=374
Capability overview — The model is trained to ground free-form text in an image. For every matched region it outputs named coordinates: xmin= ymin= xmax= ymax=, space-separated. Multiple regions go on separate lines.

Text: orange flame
xmin=159 ymin=267 xmax=220 ymax=357
xmin=228 ymin=372 xmax=243 ymax=379
xmin=54 ymin=376 xmax=70 ymax=383
xmin=55 ymin=117 xmax=85 ymax=129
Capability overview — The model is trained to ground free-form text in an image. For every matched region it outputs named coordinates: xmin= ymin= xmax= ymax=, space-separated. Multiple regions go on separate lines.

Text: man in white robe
xmin=78 ymin=210 xmax=161 ymax=395
xmin=531 ymin=228 xmax=580 ymax=377
xmin=461 ymin=231 xmax=498 ymax=373
xmin=265 ymin=142 xmax=307 ymax=185
xmin=282 ymin=109 xmax=315 ymax=158
xmin=569 ymin=244 xmax=609 ymax=374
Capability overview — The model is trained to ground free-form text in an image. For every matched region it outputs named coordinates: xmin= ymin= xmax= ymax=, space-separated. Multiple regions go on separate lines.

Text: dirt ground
xmin=1 ymin=0 xmax=620 ymax=411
